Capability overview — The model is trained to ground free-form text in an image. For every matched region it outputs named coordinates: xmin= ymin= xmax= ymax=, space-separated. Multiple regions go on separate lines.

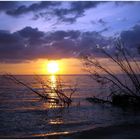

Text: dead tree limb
xmin=3 ymin=74 xmax=77 ymax=106
xmin=82 ymin=40 xmax=140 ymax=107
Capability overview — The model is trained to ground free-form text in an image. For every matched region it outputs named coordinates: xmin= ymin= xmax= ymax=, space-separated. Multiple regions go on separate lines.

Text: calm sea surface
xmin=0 ymin=75 xmax=140 ymax=138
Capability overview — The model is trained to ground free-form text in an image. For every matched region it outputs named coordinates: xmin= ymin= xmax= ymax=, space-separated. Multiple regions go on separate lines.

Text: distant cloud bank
xmin=0 ymin=24 xmax=140 ymax=63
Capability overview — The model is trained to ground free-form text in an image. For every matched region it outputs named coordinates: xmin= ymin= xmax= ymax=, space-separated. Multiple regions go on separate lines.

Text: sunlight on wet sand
xmin=32 ymin=131 xmax=69 ymax=138
xmin=49 ymin=118 xmax=63 ymax=124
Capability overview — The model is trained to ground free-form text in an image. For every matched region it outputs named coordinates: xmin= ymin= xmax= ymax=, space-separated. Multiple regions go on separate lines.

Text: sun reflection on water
xmin=49 ymin=75 xmax=57 ymax=98
xmin=43 ymin=75 xmax=60 ymax=109
xmin=48 ymin=118 xmax=63 ymax=124
xmin=42 ymin=75 xmax=65 ymax=126
xmin=50 ymin=75 xmax=56 ymax=89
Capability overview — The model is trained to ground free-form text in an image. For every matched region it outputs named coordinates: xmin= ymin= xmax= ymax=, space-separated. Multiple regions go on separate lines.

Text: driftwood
xmin=34 ymin=74 xmax=77 ymax=106
xmin=2 ymin=74 xmax=76 ymax=106
xmin=3 ymin=74 xmax=59 ymax=103
xmin=86 ymin=96 xmax=112 ymax=104
xmin=112 ymin=94 xmax=140 ymax=107
xmin=86 ymin=94 xmax=140 ymax=109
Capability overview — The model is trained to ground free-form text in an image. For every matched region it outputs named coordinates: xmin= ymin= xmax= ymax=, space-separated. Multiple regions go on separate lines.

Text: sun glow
xmin=47 ymin=61 xmax=59 ymax=74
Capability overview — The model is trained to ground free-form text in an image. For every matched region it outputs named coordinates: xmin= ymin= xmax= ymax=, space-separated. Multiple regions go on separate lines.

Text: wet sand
xmin=1 ymin=123 xmax=140 ymax=139
xmin=45 ymin=123 xmax=140 ymax=139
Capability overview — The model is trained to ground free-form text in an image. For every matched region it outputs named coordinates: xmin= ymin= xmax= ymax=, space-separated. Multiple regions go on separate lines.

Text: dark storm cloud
xmin=0 ymin=1 xmax=18 ymax=11
xmin=0 ymin=26 xmax=112 ymax=63
xmin=0 ymin=29 xmax=25 ymax=62
xmin=98 ymin=19 xmax=107 ymax=26
xmin=50 ymin=1 xmax=104 ymax=23
xmin=2 ymin=1 xmax=136 ymax=16
xmin=17 ymin=26 xmax=44 ymax=38
xmin=99 ymin=27 xmax=110 ymax=33
xmin=91 ymin=19 xmax=108 ymax=27
xmin=53 ymin=8 xmax=79 ymax=24
xmin=46 ymin=30 xmax=81 ymax=41
xmin=5 ymin=1 xmax=133 ymax=25
xmin=4 ymin=1 xmax=104 ymax=23
xmin=6 ymin=1 xmax=60 ymax=16
xmin=115 ymin=1 xmax=137 ymax=6
xmin=70 ymin=1 xmax=103 ymax=14
xmin=0 ymin=27 xmax=48 ymax=63
xmin=48 ymin=1 xmax=104 ymax=23
xmin=120 ymin=24 xmax=140 ymax=53
xmin=0 ymin=1 xmax=137 ymax=24
xmin=1 ymin=23 xmax=140 ymax=63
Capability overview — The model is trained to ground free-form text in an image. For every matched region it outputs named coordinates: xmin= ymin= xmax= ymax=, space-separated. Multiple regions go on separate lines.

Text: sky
xmin=0 ymin=1 xmax=140 ymax=74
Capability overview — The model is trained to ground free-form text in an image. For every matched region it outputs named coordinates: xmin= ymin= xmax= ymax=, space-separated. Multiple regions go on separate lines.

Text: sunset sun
xmin=47 ymin=61 xmax=59 ymax=74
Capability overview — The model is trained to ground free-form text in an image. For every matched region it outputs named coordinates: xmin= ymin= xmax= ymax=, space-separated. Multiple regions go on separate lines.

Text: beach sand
xmin=1 ymin=123 xmax=140 ymax=139
xmin=45 ymin=123 xmax=140 ymax=139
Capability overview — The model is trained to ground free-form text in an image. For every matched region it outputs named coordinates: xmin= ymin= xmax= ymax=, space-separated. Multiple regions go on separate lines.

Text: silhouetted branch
xmin=82 ymin=41 xmax=140 ymax=107
xmin=3 ymin=74 xmax=59 ymax=103
xmin=2 ymin=73 xmax=77 ymax=107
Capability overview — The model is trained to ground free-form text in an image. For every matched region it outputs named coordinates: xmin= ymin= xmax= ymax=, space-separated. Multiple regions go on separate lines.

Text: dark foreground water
xmin=0 ymin=75 xmax=140 ymax=138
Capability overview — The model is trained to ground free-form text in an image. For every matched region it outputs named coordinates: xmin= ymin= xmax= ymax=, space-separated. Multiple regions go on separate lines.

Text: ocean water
xmin=0 ymin=75 xmax=140 ymax=138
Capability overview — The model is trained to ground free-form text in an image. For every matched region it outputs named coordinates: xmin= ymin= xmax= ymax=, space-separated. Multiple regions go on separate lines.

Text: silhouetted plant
xmin=82 ymin=40 xmax=140 ymax=107
xmin=2 ymin=74 xmax=77 ymax=107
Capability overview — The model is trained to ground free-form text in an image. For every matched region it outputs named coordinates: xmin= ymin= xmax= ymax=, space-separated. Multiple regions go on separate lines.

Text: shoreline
xmin=1 ymin=122 xmax=140 ymax=139
xmin=39 ymin=123 xmax=140 ymax=139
